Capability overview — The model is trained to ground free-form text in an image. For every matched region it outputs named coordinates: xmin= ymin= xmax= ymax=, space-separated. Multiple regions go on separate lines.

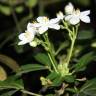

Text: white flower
xmin=27 ymin=23 xmax=37 ymax=33
xmin=18 ymin=23 xmax=36 ymax=45
xmin=18 ymin=31 xmax=34 ymax=45
xmin=65 ymin=9 xmax=90 ymax=25
xmin=32 ymin=16 xmax=60 ymax=34
xmin=65 ymin=2 xmax=74 ymax=15
xmin=56 ymin=11 xmax=64 ymax=20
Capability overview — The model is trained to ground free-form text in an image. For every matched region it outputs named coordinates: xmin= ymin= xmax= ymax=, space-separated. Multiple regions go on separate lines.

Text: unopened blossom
xmin=32 ymin=16 xmax=60 ymax=34
xmin=18 ymin=23 xmax=37 ymax=45
xmin=56 ymin=11 xmax=64 ymax=20
xmin=65 ymin=9 xmax=90 ymax=25
xmin=29 ymin=41 xmax=37 ymax=47
xmin=65 ymin=2 xmax=74 ymax=15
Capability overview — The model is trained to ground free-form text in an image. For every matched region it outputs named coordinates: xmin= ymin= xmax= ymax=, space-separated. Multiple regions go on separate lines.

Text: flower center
xmin=75 ymin=9 xmax=80 ymax=15
xmin=24 ymin=32 xmax=33 ymax=41
xmin=43 ymin=17 xmax=49 ymax=22
xmin=57 ymin=11 xmax=64 ymax=19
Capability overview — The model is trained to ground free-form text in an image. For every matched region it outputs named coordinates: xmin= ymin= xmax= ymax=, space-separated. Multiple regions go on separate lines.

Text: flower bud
xmin=57 ymin=11 xmax=64 ymax=20
xmin=65 ymin=2 xmax=74 ymax=15
xmin=30 ymin=41 xmax=37 ymax=47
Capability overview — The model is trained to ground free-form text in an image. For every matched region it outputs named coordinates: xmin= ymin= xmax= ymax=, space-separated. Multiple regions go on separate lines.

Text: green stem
xmin=66 ymin=26 xmax=78 ymax=65
xmin=48 ymin=52 xmax=58 ymax=73
xmin=12 ymin=9 xmax=22 ymax=32
xmin=29 ymin=7 xmax=33 ymax=18
xmin=9 ymin=1 xmax=22 ymax=33
xmin=66 ymin=37 xmax=75 ymax=65
xmin=38 ymin=0 xmax=45 ymax=15
xmin=21 ymin=90 xmax=42 ymax=96
xmin=43 ymin=34 xmax=58 ymax=73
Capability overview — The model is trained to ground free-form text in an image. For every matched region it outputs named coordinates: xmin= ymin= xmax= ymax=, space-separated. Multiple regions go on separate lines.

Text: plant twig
xmin=66 ymin=26 xmax=78 ymax=65
xmin=21 ymin=90 xmax=42 ymax=96
xmin=9 ymin=1 xmax=22 ymax=33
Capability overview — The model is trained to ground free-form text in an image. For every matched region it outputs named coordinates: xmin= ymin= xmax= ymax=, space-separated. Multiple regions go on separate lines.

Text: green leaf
xmin=64 ymin=75 xmax=75 ymax=83
xmin=73 ymin=52 xmax=94 ymax=72
xmin=34 ymin=53 xmax=52 ymax=67
xmin=17 ymin=64 xmax=48 ymax=75
xmin=15 ymin=6 xmax=24 ymax=13
xmin=0 ymin=54 xmax=19 ymax=72
xmin=0 ymin=5 xmax=11 ymax=15
xmin=0 ymin=76 xmax=24 ymax=90
xmin=25 ymin=0 xmax=37 ymax=8
xmin=0 ymin=66 xmax=7 ymax=81
xmin=78 ymin=78 xmax=96 ymax=96
xmin=47 ymin=72 xmax=62 ymax=86
xmin=47 ymin=72 xmax=58 ymax=80
xmin=52 ymin=76 xmax=62 ymax=86
xmin=66 ymin=88 xmax=76 ymax=93
xmin=77 ymin=29 xmax=94 ymax=40
xmin=0 ymin=90 xmax=17 ymax=96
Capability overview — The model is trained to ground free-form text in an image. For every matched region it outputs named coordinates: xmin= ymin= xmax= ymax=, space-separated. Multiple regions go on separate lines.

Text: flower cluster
xmin=18 ymin=17 xmax=61 ymax=46
xmin=64 ymin=2 xmax=90 ymax=25
xmin=18 ymin=2 xmax=90 ymax=46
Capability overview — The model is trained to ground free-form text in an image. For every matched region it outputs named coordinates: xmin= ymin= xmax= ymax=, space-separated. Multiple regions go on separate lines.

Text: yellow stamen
xmin=75 ymin=8 xmax=80 ymax=15
xmin=43 ymin=17 xmax=49 ymax=22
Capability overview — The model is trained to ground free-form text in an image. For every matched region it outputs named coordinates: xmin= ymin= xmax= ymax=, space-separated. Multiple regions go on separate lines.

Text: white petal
xmin=18 ymin=41 xmax=27 ymax=45
xmin=37 ymin=17 xmax=44 ymax=23
xmin=57 ymin=11 xmax=64 ymax=20
xmin=25 ymin=32 xmax=35 ymax=42
xmin=27 ymin=22 xmax=33 ymax=29
xmin=80 ymin=16 xmax=90 ymax=23
xmin=18 ymin=33 xmax=26 ymax=40
xmin=65 ymin=15 xmax=73 ymax=21
xmin=69 ymin=17 xmax=80 ymax=25
xmin=19 ymin=32 xmax=34 ymax=43
xmin=48 ymin=24 xmax=60 ymax=30
xmin=37 ymin=16 xmax=49 ymax=23
xmin=80 ymin=10 xmax=90 ymax=16
xmin=49 ymin=18 xmax=60 ymax=24
xmin=31 ymin=23 xmax=41 ymax=27
xmin=27 ymin=22 xmax=41 ymax=28
xmin=27 ymin=27 xmax=36 ymax=35
xmin=65 ymin=2 xmax=74 ymax=15
xmin=38 ymin=26 xmax=48 ymax=34
xmin=27 ymin=23 xmax=36 ymax=34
